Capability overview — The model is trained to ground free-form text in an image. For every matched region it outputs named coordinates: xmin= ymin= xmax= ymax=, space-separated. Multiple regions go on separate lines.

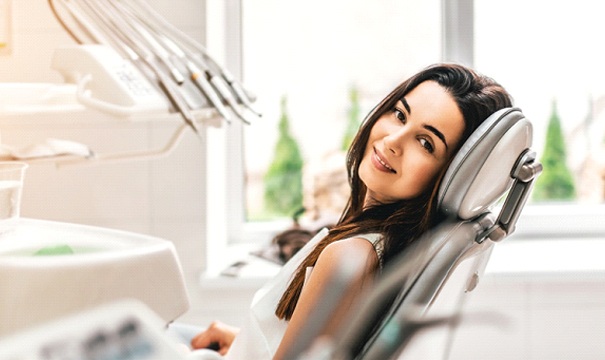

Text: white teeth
xmin=375 ymin=150 xmax=394 ymax=172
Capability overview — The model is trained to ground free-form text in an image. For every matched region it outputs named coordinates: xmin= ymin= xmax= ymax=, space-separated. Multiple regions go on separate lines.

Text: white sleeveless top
xmin=223 ymin=228 xmax=383 ymax=360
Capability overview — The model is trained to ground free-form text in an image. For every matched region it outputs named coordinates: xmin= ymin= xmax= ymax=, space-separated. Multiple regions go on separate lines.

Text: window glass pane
xmin=475 ymin=0 xmax=605 ymax=204
xmin=242 ymin=1 xmax=441 ymax=223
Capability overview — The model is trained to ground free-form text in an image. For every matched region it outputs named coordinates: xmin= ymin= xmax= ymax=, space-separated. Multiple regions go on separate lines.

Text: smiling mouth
xmin=373 ymin=147 xmax=396 ymax=173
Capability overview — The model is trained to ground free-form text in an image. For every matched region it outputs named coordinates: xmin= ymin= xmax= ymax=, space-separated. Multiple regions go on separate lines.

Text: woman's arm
xmin=273 ymin=237 xmax=379 ymax=359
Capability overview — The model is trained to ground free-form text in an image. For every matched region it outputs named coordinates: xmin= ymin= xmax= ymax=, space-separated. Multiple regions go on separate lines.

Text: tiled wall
xmin=0 ymin=0 xmax=210 ymax=324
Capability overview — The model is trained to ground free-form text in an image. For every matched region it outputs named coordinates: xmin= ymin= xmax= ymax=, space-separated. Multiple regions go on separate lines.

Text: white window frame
xmin=204 ymin=0 xmax=246 ymax=274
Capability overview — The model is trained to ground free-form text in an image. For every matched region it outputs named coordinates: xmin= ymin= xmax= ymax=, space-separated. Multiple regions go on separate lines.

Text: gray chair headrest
xmin=437 ymin=107 xmax=533 ymax=220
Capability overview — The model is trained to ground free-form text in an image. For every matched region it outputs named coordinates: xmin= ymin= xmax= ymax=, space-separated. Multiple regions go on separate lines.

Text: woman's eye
xmin=419 ymin=138 xmax=434 ymax=153
xmin=393 ymin=108 xmax=406 ymax=123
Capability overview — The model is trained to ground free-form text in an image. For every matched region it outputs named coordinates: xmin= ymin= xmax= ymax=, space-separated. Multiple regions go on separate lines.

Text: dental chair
xmin=287 ymin=107 xmax=542 ymax=360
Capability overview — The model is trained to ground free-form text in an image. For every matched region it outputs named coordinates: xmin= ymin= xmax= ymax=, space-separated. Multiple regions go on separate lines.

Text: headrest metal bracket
xmin=486 ymin=149 xmax=543 ymax=242
xmin=474 ymin=213 xmax=502 ymax=244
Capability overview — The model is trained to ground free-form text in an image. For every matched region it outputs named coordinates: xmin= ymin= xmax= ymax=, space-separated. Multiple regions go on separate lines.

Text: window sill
xmin=199 ymin=242 xmax=281 ymax=290
xmin=512 ymin=203 xmax=605 ymax=238
xmin=486 ymin=235 xmax=605 ymax=282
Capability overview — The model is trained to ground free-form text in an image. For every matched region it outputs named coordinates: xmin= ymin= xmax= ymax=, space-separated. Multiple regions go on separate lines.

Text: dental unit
xmin=0 ymin=0 xmax=258 ymax=166
xmin=0 ymin=1 xmax=256 ymax=358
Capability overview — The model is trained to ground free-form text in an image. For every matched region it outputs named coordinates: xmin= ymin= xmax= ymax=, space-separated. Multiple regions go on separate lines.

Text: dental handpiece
xmin=208 ymin=75 xmax=250 ymax=125
xmin=187 ymin=62 xmax=233 ymax=123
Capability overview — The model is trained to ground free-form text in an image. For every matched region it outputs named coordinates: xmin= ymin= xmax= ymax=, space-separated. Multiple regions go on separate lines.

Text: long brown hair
xmin=275 ymin=63 xmax=512 ymax=320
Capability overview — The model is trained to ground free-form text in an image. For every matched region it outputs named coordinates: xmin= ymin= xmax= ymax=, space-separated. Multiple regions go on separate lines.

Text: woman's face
xmin=359 ymin=80 xmax=465 ymax=206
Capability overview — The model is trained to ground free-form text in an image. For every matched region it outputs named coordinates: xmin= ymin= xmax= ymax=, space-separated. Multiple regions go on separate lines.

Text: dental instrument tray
xmin=0 ymin=218 xmax=190 ymax=337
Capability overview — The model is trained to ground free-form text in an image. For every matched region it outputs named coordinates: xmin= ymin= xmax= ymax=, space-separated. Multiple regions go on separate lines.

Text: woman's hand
xmin=190 ymin=321 xmax=240 ymax=355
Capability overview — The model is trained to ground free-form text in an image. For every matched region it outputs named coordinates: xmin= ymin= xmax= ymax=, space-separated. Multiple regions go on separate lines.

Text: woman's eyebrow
xmin=424 ymin=125 xmax=448 ymax=150
xmin=399 ymin=98 xmax=411 ymax=114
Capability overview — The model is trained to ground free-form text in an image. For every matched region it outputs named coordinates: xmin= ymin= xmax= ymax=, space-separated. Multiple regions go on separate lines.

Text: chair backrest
xmin=298 ymin=107 xmax=542 ymax=360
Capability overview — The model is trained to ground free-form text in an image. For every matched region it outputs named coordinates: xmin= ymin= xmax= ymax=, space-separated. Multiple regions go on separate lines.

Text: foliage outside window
xmin=263 ymin=96 xmax=304 ymax=219
xmin=533 ymin=100 xmax=576 ymax=201
xmin=261 ymin=88 xmax=362 ymax=224
xmin=341 ymin=86 xmax=362 ymax=151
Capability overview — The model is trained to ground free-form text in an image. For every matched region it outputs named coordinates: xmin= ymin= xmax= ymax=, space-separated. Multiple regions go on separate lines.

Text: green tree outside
xmin=263 ymin=96 xmax=304 ymax=217
xmin=341 ymin=86 xmax=362 ymax=151
xmin=533 ymin=100 xmax=576 ymax=201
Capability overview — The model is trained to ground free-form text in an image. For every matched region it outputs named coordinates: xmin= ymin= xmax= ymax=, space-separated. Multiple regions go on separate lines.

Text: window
xmin=211 ymin=1 xmax=605 ymax=250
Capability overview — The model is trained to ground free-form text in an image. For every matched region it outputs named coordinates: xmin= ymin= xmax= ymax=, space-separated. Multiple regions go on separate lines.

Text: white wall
xmin=0 ymin=0 xmax=210 ymax=324
xmin=0 ymin=0 xmax=205 ymax=82
xmin=449 ymin=272 xmax=605 ymax=359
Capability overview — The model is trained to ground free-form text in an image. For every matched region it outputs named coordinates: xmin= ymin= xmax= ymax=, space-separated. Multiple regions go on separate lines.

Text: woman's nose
xmin=384 ymin=128 xmax=407 ymax=155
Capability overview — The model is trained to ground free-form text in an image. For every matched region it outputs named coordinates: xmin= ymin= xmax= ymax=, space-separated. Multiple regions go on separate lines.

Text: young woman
xmin=188 ymin=63 xmax=513 ymax=359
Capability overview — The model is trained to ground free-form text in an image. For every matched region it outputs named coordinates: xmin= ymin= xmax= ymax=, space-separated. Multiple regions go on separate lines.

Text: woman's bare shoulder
xmin=319 ymin=237 xmax=380 ymax=270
